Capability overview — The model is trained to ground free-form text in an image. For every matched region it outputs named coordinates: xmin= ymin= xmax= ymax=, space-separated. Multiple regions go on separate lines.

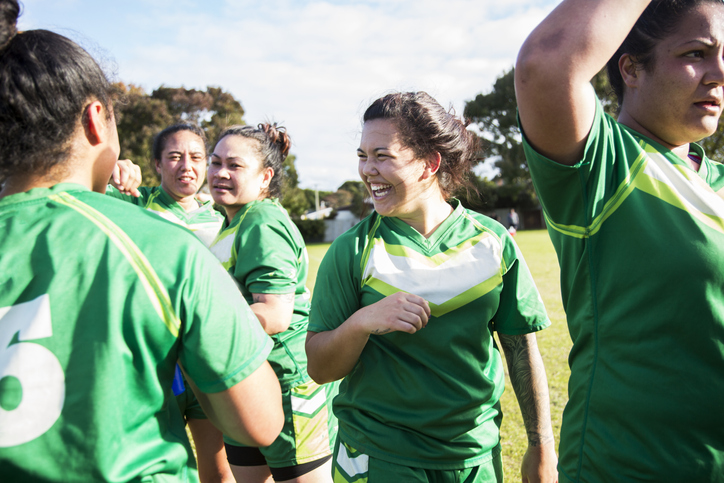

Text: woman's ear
xmin=261 ymin=167 xmax=274 ymax=189
xmin=423 ymin=152 xmax=442 ymax=179
xmin=619 ymin=53 xmax=639 ymax=89
xmin=83 ymin=100 xmax=108 ymax=146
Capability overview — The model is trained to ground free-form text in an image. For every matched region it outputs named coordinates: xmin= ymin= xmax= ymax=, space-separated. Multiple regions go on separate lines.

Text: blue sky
xmin=19 ymin=0 xmax=559 ymax=190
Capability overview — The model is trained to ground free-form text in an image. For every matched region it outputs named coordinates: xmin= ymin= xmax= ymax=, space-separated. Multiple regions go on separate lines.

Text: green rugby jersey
xmin=523 ymin=95 xmax=724 ymax=482
xmin=309 ymin=200 xmax=550 ymax=470
xmin=210 ymin=198 xmax=311 ymax=388
xmin=0 ymin=184 xmax=273 ymax=482
xmin=106 ymin=185 xmax=223 ymax=247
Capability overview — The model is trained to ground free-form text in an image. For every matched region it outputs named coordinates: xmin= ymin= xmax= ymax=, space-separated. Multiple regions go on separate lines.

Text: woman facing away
xmin=516 ymin=0 xmax=724 ymax=481
xmin=107 ymin=123 xmax=224 ymax=246
xmin=305 ymin=92 xmax=558 ymax=483
xmin=0 ymin=0 xmax=283 ymax=481
xmin=108 ymin=123 xmax=234 ymax=483
xmin=208 ymin=123 xmax=338 ymax=483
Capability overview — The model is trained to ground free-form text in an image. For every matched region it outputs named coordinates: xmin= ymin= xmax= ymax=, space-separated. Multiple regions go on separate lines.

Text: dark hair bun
xmin=0 ymin=0 xmax=20 ymax=52
xmin=259 ymin=123 xmax=292 ymax=158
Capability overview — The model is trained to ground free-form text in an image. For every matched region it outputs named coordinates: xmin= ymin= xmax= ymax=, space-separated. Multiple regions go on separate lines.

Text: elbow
xmin=306 ymin=366 xmax=331 ymax=386
xmin=304 ymin=349 xmax=335 ymax=385
xmin=515 ymin=43 xmax=544 ymax=90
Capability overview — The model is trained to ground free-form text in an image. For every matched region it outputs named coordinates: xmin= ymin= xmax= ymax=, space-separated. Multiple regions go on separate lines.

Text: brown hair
xmin=363 ymin=91 xmax=480 ymax=199
xmin=216 ymin=123 xmax=291 ymax=199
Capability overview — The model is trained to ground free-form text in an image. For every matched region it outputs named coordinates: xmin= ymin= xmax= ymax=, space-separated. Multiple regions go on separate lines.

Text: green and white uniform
xmin=522 ymin=95 xmax=724 ymax=482
xmin=107 ymin=185 xmax=224 ymax=419
xmin=0 ymin=184 xmax=273 ymax=482
xmin=210 ymin=198 xmax=336 ymax=467
xmin=309 ymin=200 xmax=550 ymax=478
xmin=106 ymin=185 xmax=223 ymax=247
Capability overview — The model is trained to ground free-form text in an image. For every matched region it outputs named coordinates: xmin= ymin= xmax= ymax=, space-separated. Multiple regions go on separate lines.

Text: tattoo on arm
xmin=498 ymin=333 xmax=555 ymax=447
xmin=371 ymin=328 xmax=391 ymax=335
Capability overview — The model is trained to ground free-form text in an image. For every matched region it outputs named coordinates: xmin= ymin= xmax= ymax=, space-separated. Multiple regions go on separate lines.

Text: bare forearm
xmin=306 ymin=292 xmax=431 ymax=383
xmin=498 ymin=332 xmax=554 ymax=447
xmin=305 ymin=315 xmax=371 ymax=384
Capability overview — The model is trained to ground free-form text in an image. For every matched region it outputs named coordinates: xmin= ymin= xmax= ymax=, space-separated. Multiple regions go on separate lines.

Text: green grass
xmin=305 ymin=230 xmax=570 ymax=479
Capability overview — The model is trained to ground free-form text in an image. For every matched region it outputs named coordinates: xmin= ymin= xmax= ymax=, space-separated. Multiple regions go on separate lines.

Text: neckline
xmin=385 ymin=199 xmax=462 ymax=251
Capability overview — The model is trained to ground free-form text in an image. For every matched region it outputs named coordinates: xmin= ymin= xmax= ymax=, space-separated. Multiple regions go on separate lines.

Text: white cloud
xmin=19 ymin=0 xmax=558 ymax=190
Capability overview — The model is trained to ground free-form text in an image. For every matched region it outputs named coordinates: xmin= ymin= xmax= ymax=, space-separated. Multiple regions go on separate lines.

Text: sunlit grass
xmin=304 ymin=230 xmax=569 ymax=479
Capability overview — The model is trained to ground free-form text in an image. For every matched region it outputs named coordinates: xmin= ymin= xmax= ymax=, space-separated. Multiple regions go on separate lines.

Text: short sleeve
xmin=308 ymin=232 xmax=362 ymax=333
xmin=522 ymin=90 xmax=629 ymax=228
xmin=234 ymin=209 xmax=300 ymax=295
xmin=492 ymin=234 xmax=551 ymax=335
xmin=178 ymin=245 xmax=273 ymax=394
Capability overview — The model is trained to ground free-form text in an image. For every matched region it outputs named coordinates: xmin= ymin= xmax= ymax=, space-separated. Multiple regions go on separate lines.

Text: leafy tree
xmin=464 ymin=68 xmax=537 ymax=209
xmin=464 ymin=68 xmax=617 ymax=210
xmin=112 ymin=83 xmax=246 ymax=185
xmin=337 ymin=181 xmax=371 ymax=218
xmin=280 ymin=155 xmax=315 ymax=218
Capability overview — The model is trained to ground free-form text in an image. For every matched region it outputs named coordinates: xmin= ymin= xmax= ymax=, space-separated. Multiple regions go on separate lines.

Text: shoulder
xmin=329 ymin=211 xmax=379 ymax=252
xmin=80 ymin=190 xmax=205 ymax=251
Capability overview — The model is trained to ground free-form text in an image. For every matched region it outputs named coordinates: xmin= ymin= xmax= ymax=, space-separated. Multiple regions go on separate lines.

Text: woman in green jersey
xmin=108 ymin=123 xmax=224 ymax=246
xmin=305 ymin=92 xmax=557 ymax=483
xmin=516 ymin=0 xmax=724 ymax=481
xmin=208 ymin=123 xmax=336 ymax=483
xmin=0 ymin=1 xmax=283 ymax=481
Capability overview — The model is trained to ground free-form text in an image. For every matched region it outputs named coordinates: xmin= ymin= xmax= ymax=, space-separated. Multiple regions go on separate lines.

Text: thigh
xmin=230 ymin=463 xmax=273 ymax=483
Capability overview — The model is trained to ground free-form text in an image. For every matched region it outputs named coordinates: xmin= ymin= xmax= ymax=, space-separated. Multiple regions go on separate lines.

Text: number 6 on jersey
xmin=0 ymin=294 xmax=65 ymax=447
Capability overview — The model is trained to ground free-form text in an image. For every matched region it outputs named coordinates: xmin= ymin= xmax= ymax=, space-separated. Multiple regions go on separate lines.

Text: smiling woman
xmin=305 ymin=92 xmax=558 ymax=483
xmin=208 ymin=123 xmax=338 ymax=483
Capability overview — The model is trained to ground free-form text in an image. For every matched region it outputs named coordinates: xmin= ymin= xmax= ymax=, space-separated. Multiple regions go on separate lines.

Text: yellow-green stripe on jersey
xmin=524 ymin=93 xmax=724 ymax=482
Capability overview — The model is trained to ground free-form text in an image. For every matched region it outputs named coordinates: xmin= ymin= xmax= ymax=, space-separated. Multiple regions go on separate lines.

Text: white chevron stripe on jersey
xmin=362 ymin=231 xmax=502 ymax=306
xmin=641 ymin=151 xmax=724 ymax=232
xmin=336 ymin=442 xmax=369 ymax=478
xmin=210 ymin=231 xmax=236 ymax=269
xmin=291 ymin=389 xmax=327 ymax=417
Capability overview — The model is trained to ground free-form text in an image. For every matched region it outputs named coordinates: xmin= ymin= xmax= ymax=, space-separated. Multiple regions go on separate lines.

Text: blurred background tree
xmin=112 ymin=83 xmax=245 ymax=184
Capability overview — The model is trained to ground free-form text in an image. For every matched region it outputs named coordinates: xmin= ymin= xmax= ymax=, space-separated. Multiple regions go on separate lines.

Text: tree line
xmin=114 ymin=72 xmax=724 ymax=226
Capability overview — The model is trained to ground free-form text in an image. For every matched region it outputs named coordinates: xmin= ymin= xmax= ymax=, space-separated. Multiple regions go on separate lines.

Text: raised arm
xmin=305 ymin=292 xmax=430 ymax=384
xmin=498 ymin=332 xmax=557 ymax=483
xmin=515 ymin=0 xmax=650 ymax=165
xmin=184 ymin=360 xmax=283 ymax=448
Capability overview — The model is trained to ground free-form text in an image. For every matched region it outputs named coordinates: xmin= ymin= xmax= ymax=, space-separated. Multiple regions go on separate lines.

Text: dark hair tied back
xmin=363 ymin=91 xmax=480 ymax=199
xmin=0 ymin=0 xmax=114 ymax=181
xmin=607 ymin=0 xmax=724 ymax=106
xmin=0 ymin=0 xmax=19 ymax=52
xmin=216 ymin=122 xmax=291 ymax=199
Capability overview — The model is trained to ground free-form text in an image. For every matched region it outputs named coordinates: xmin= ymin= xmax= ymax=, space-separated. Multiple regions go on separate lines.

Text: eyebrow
xmin=357 ymin=147 xmax=389 ymax=154
xmin=680 ymin=38 xmax=718 ymax=48
xmin=210 ymin=153 xmax=241 ymax=161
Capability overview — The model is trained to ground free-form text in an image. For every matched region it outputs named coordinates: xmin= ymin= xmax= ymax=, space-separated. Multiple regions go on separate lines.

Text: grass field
xmin=306 ymin=229 xmax=570 ymax=479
